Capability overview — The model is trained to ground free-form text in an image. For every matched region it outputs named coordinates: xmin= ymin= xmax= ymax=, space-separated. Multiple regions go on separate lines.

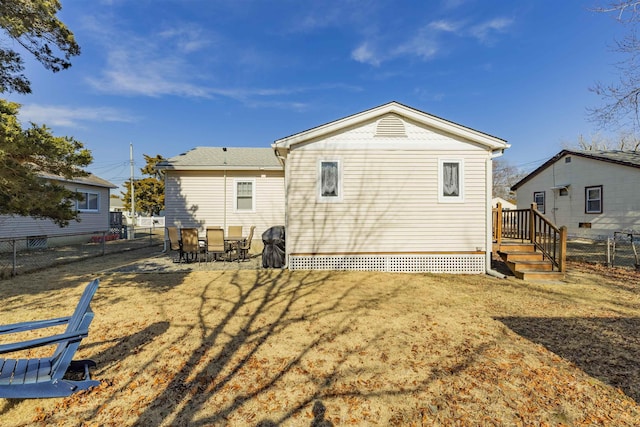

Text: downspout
xmin=486 ymin=149 xmax=507 ymax=279
xmin=275 ymin=150 xmax=289 ymax=269
xmin=223 ymin=147 xmax=227 ymax=231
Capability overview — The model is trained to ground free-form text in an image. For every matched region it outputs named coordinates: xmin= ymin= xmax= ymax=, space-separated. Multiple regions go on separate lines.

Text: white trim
xmin=289 ymin=254 xmax=485 ymax=273
xmin=533 ymin=191 xmax=545 ymax=214
xmin=233 ymin=178 xmax=256 ymax=212
xmin=317 ymin=159 xmax=343 ymax=203
xmin=77 ymin=190 xmax=100 ymax=212
xmin=273 ymin=102 xmax=509 ymax=151
xmin=438 ymin=158 xmax=464 ymax=203
xmin=585 ymin=185 xmax=602 ymax=214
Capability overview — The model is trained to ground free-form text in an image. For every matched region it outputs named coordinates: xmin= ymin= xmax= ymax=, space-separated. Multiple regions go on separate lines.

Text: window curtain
xmin=442 ymin=162 xmax=459 ymax=197
xmin=321 ymin=162 xmax=338 ymax=197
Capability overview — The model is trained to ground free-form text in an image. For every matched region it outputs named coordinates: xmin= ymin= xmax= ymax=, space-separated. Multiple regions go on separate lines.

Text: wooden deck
xmin=493 ymin=203 xmax=567 ymax=280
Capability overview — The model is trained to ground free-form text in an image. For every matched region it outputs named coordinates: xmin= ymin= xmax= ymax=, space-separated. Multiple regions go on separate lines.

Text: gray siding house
xmin=0 ymin=173 xmax=117 ymax=240
xmin=511 ymin=149 xmax=640 ymax=239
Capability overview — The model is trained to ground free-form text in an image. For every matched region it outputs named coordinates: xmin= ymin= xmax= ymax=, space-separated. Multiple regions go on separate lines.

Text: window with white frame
xmin=77 ymin=191 xmax=99 ymax=212
xmin=438 ymin=159 xmax=464 ymax=203
xmin=585 ymin=185 xmax=602 ymax=214
xmin=533 ymin=191 xmax=545 ymax=214
xmin=318 ymin=160 xmax=342 ymax=202
xmin=235 ymin=179 xmax=255 ymax=211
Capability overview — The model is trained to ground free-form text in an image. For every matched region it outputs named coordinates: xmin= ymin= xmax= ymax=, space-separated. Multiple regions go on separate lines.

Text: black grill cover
xmin=262 ymin=226 xmax=285 ymax=268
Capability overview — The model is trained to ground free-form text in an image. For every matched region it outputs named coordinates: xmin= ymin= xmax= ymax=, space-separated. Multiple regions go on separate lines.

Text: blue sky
xmin=4 ymin=0 xmax=630 ymax=189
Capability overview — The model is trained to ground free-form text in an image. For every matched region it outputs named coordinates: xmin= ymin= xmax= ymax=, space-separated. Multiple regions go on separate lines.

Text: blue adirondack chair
xmin=0 ymin=279 xmax=101 ymax=398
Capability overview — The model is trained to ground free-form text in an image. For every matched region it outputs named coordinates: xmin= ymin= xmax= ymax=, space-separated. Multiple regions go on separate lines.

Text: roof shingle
xmin=157 ymin=147 xmax=282 ymax=170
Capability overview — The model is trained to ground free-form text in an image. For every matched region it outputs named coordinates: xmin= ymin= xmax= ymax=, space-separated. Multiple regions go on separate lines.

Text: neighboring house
xmin=272 ymin=101 xmax=510 ymax=273
xmin=156 ymin=147 xmax=285 ymax=243
xmin=109 ymin=194 xmax=125 ymax=212
xmin=492 ymin=197 xmax=516 ymax=210
xmin=0 ymin=173 xmax=117 ymax=241
xmin=511 ymin=149 xmax=640 ymax=239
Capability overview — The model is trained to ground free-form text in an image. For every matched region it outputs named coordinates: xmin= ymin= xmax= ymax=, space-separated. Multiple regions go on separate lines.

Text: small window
xmin=318 ymin=160 xmax=342 ymax=202
xmin=77 ymin=191 xmax=99 ymax=212
xmin=234 ymin=179 xmax=255 ymax=211
xmin=579 ymin=222 xmax=592 ymax=228
xmin=533 ymin=191 xmax=545 ymax=213
xmin=559 ymin=188 xmax=568 ymax=196
xmin=27 ymin=236 xmax=47 ymax=249
xmin=438 ymin=159 xmax=464 ymax=203
xmin=565 ymin=156 xmax=572 ymax=163
xmin=585 ymin=185 xmax=602 ymax=214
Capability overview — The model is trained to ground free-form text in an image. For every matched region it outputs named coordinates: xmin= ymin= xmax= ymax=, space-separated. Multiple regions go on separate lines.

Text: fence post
xmin=102 ymin=231 xmax=106 ymax=256
xmin=149 ymin=227 xmax=153 ymax=246
xmin=529 ymin=203 xmax=536 ymax=243
xmin=559 ymin=225 xmax=567 ymax=272
xmin=496 ymin=202 xmax=503 ymax=247
xmin=12 ymin=239 xmax=17 ymax=277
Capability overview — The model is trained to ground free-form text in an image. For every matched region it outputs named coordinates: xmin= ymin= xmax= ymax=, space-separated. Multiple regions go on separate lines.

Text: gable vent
xmin=375 ymin=114 xmax=407 ymax=137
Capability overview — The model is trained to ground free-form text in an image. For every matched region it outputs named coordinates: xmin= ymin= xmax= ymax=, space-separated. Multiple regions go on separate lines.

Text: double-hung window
xmin=438 ymin=159 xmax=464 ymax=203
xmin=585 ymin=185 xmax=602 ymax=214
xmin=77 ymin=191 xmax=99 ymax=212
xmin=533 ymin=191 xmax=545 ymax=214
xmin=318 ymin=160 xmax=342 ymax=202
xmin=235 ymin=179 xmax=255 ymax=211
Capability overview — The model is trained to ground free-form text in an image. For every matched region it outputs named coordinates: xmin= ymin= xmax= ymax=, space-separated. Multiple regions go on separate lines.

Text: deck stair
xmin=497 ymin=242 xmax=565 ymax=281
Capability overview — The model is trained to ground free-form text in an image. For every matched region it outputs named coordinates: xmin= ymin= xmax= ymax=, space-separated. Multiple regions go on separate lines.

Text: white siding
xmin=515 ymin=154 xmax=640 ymax=238
xmin=286 ymin=118 xmax=490 ymax=255
xmin=0 ymin=184 xmax=111 ymax=238
xmin=164 ymin=170 xmax=285 ymax=240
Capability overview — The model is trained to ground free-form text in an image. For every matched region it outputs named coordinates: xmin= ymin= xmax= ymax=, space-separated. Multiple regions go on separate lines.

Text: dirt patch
xmin=1 ymin=251 xmax=640 ymax=425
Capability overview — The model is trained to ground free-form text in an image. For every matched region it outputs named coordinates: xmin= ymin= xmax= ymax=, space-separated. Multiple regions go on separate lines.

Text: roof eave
xmin=511 ymin=149 xmax=640 ymax=191
xmin=273 ymin=101 xmax=508 ymax=151
xmin=160 ymin=165 xmax=283 ymax=171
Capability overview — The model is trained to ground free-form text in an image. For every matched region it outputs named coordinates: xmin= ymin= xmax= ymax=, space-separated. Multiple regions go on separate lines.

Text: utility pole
xmin=129 ymin=143 xmax=135 ymax=240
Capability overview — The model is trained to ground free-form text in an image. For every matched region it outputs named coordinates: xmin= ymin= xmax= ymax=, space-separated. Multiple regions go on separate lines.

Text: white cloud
xmin=19 ymin=104 xmax=135 ymax=128
xmin=351 ymin=43 xmax=381 ymax=66
xmin=84 ymin=19 xmax=216 ymax=98
xmin=394 ymin=26 xmax=440 ymax=60
xmin=86 ymin=39 xmax=213 ymax=98
xmin=428 ymin=20 xmax=462 ymax=33
xmin=470 ymin=17 xmax=514 ymax=43
xmin=352 ymin=14 xmax=514 ymax=67
xmin=157 ymin=25 xmax=212 ymax=54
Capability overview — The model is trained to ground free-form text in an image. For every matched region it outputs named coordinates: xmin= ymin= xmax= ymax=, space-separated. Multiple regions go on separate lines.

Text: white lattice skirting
xmin=288 ymin=254 xmax=485 ymax=274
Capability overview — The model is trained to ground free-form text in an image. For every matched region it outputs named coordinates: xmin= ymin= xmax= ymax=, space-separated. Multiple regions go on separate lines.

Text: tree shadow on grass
xmin=86 ymin=321 xmax=170 ymax=371
xmin=127 ymin=268 xmax=491 ymax=426
xmin=497 ymin=316 xmax=640 ymax=402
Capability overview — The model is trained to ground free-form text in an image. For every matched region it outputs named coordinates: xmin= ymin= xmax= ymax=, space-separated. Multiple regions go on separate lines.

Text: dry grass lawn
xmin=1 ymin=249 xmax=640 ymax=426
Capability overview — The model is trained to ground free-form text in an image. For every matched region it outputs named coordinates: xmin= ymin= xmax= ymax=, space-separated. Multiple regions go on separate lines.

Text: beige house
xmin=157 ymin=147 xmax=285 ymax=244
xmin=0 ymin=173 xmax=117 ymax=241
xmin=273 ymin=102 xmax=509 ymax=273
xmin=511 ymin=149 xmax=640 ymax=239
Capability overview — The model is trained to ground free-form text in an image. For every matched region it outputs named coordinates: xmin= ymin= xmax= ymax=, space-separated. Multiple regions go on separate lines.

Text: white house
xmin=0 ymin=173 xmax=117 ymax=242
xmin=492 ymin=197 xmax=516 ymax=210
xmin=511 ymin=149 xmax=640 ymax=239
xmin=272 ymin=102 xmax=509 ymax=273
xmin=156 ymin=147 xmax=285 ymax=245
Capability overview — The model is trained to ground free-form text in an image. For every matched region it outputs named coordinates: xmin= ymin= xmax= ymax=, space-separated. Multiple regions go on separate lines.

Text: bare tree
xmin=590 ymin=1 xmax=640 ymax=130
xmin=565 ymin=132 xmax=640 ymax=151
xmin=493 ymin=159 xmax=524 ymax=200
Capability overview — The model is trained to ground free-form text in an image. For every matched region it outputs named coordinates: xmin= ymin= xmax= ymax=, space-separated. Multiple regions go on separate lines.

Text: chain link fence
xmin=567 ymin=234 xmax=639 ymax=271
xmin=0 ymin=227 xmax=164 ymax=279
